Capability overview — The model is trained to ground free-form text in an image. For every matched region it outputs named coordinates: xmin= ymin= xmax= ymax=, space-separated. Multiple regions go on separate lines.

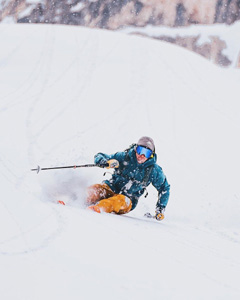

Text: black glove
xmin=97 ymin=159 xmax=109 ymax=168
xmin=155 ymin=207 xmax=165 ymax=221
xmin=94 ymin=154 xmax=109 ymax=168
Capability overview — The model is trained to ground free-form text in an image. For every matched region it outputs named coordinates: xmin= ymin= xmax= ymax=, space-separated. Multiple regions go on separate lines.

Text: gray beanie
xmin=137 ymin=136 xmax=155 ymax=152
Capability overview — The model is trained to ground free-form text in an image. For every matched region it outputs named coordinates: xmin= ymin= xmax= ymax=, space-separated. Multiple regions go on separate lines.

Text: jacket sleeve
xmin=151 ymin=165 xmax=170 ymax=209
xmin=94 ymin=152 xmax=126 ymax=165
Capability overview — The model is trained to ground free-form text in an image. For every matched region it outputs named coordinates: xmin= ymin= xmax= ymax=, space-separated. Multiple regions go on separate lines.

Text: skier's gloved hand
xmin=97 ymin=159 xmax=109 ymax=168
xmin=106 ymin=159 xmax=119 ymax=169
xmin=94 ymin=154 xmax=109 ymax=168
xmin=155 ymin=207 xmax=165 ymax=221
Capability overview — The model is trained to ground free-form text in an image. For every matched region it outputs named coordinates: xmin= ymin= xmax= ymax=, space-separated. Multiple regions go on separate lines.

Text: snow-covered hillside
xmin=121 ymin=21 xmax=240 ymax=68
xmin=0 ymin=23 xmax=240 ymax=299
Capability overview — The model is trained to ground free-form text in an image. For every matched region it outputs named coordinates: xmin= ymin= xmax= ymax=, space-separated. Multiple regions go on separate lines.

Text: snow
xmin=70 ymin=2 xmax=84 ymax=13
xmin=26 ymin=0 xmax=44 ymax=4
xmin=120 ymin=21 xmax=240 ymax=67
xmin=0 ymin=23 xmax=240 ymax=299
xmin=0 ymin=0 xmax=8 ymax=9
xmin=0 ymin=16 xmax=15 ymax=23
xmin=18 ymin=5 xmax=35 ymax=19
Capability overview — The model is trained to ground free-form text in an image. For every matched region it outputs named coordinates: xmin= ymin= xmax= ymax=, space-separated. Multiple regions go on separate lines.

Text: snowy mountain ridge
xmin=121 ymin=21 xmax=240 ymax=67
xmin=1 ymin=0 xmax=240 ymax=67
xmin=1 ymin=0 xmax=240 ymax=27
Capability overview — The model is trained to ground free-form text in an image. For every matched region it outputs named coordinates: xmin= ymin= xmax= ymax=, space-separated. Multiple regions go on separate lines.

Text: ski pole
xmin=31 ymin=163 xmax=108 ymax=174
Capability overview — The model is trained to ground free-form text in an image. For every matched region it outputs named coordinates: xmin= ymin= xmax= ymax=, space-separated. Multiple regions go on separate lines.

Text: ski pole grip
xmin=98 ymin=162 xmax=109 ymax=168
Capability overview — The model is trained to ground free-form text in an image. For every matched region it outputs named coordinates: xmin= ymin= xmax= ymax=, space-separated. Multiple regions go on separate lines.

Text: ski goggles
xmin=136 ymin=145 xmax=153 ymax=159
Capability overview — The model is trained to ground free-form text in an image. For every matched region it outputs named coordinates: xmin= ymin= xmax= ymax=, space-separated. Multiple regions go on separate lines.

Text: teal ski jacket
xmin=94 ymin=147 xmax=170 ymax=211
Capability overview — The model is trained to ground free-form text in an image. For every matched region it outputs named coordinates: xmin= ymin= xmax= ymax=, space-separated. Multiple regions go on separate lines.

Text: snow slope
xmin=0 ymin=23 xmax=240 ymax=299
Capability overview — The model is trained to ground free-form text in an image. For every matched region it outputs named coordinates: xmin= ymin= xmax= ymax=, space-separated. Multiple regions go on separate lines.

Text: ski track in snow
xmin=0 ymin=204 xmax=65 ymax=255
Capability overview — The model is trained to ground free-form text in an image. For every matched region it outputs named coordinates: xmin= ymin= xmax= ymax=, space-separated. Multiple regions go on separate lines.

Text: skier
xmin=86 ymin=136 xmax=170 ymax=220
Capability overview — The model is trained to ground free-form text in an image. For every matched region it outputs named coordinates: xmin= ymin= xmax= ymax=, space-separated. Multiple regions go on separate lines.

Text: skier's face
xmin=136 ymin=152 xmax=148 ymax=164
